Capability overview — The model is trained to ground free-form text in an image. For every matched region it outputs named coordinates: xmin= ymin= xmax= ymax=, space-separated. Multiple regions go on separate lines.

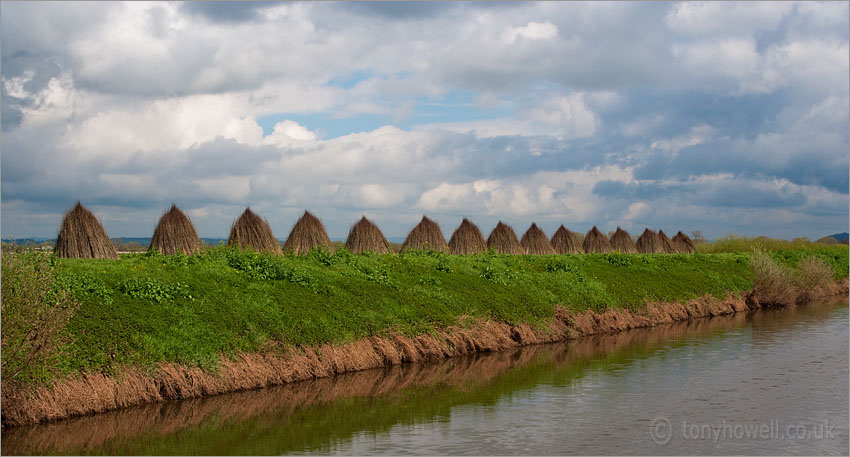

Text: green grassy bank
xmin=2 ymin=244 xmax=847 ymax=387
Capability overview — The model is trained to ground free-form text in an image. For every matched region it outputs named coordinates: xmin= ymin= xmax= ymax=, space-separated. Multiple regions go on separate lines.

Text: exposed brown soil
xmin=3 ymin=278 xmax=846 ymax=429
xmin=2 ymin=313 xmax=764 ymax=455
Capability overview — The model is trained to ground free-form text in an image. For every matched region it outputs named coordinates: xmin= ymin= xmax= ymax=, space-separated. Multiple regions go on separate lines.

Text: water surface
xmin=4 ymin=301 xmax=847 ymax=455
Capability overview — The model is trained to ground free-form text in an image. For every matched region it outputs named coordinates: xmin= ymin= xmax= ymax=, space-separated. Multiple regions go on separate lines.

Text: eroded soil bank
xmin=3 ymin=279 xmax=847 ymax=428
xmin=2 ymin=311 xmax=771 ymax=455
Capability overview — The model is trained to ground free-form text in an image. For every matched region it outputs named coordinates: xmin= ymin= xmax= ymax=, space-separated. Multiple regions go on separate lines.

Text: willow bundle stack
xmin=54 ymin=202 xmax=118 ymax=259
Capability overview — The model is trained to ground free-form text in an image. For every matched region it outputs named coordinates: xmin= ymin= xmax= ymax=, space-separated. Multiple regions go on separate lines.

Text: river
xmin=3 ymin=300 xmax=847 ymax=455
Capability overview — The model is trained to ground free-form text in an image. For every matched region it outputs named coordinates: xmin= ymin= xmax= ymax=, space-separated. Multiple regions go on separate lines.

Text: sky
xmin=2 ymin=1 xmax=848 ymax=241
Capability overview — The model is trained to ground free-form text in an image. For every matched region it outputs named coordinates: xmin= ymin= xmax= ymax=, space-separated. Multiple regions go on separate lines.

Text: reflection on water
xmin=3 ymin=301 xmax=847 ymax=455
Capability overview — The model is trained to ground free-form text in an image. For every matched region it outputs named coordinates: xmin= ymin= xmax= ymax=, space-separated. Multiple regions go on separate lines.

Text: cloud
xmin=526 ymin=93 xmax=598 ymax=138
xmin=180 ymin=1 xmax=273 ymax=23
xmin=335 ymin=2 xmax=451 ymax=20
xmin=622 ymin=202 xmax=650 ymax=221
xmin=672 ymin=38 xmax=760 ymax=81
xmin=417 ymin=91 xmax=598 ymax=139
xmin=265 ymin=120 xmax=317 ymax=144
xmin=1 ymin=2 xmax=847 ymax=241
xmin=500 ymin=21 xmax=559 ymax=44
xmin=665 ymin=2 xmax=793 ymax=36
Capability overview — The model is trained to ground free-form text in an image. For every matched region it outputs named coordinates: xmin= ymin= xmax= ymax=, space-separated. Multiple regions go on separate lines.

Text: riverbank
xmin=2 ymin=272 xmax=846 ymax=428
xmin=2 ymin=245 xmax=847 ymax=426
xmin=11 ymin=300 xmax=846 ymax=455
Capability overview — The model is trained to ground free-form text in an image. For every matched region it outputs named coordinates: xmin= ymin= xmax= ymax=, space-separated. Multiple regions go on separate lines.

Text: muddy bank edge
xmin=3 ymin=279 xmax=847 ymax=428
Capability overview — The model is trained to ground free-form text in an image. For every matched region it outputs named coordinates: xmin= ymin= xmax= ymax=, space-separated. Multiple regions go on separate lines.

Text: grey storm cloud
xmin=179 ymin=2 xmax=273 ymax=23
xmin=593 ymin=178 xmax=808 ymax=210
xmin=334 ymin=2 xmax=453 ymax=20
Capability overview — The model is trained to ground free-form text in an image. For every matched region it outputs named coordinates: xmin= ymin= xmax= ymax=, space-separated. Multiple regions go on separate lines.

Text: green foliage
xmin=418 ymin=275 xmax=442 ymax=287
xmin=226 ymin=248 xmax=320 ymax=292
xmin=18 ymin=244 xmax=845 ymax=384
xmin=59 ymin=272 xmax=114 ymax=305
xmin=480 ymin=264 xmax=506 ymax=285
xmin=226 ymin=249 xmax=280 ymax=280
xmin=362 ymin=264 xmax=393 ymax=287
xmin=279 ymin=266 xmax=321 ymax=293
xmin=546 ymin=258 xmax=577 ymax=273
xmin=307 ymin=248 xmax=334 ymax=266
xmin=119 ymin=278 xmax=192 ymax=303
xmin=601 ymin=253 xmax=632 ymax=267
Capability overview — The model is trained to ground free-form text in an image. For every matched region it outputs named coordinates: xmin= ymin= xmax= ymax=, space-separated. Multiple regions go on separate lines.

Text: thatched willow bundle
xmin=609 ymin=227 xmax=637 ymax=254
xmin=487 ymin=221 xmax=524 ymax=254
xmin=583 ymin=226 xmax=612 ymax=253
xmin=673 ymin=231 xmax=696 ymax=254
xmin=636 ymin=228 xmax=662 ymax=253
xmin=283 ymin=211 xmax=334 ymax=255
xmin=54 ymin=202 xmax=118 ymax=259
xmin=658 ymin=230 xmax=678 ymax=254
xmin=149 ymin=204 xmax=203 ymax=255
xmin=520 ymin=223 xmax=555 ymax=255
xmin=551 ymin=225 xmax=582 ymax=254
xmin=401 ymin=216 xmax=448 ymax=252
xmin=448 ymin=218 xmax=487 ymax=254
xmin=228 ymin=208 xmax=282 ymax=254
xmin=345 ymin=216 xmax=391 ymax=254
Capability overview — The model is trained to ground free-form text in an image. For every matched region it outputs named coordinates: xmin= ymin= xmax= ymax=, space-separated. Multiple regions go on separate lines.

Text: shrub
xmin=748 ymin=249 xmax=796 ymax=307
xmin=795 ymin=256 xmax=834 ymax=304
xmin=1 ymin=251 xmax=80 ymax=386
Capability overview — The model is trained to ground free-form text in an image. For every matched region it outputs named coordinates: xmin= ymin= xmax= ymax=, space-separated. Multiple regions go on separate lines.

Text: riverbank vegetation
xmin=1 ymin=244 xmax=847 ymax=392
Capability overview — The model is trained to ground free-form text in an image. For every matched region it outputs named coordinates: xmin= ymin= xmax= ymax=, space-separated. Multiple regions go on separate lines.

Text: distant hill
xmin=827 ymin=232 xmax=849 ymax=242
xmin=0 ymin=237 xmax=52 ymax=246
